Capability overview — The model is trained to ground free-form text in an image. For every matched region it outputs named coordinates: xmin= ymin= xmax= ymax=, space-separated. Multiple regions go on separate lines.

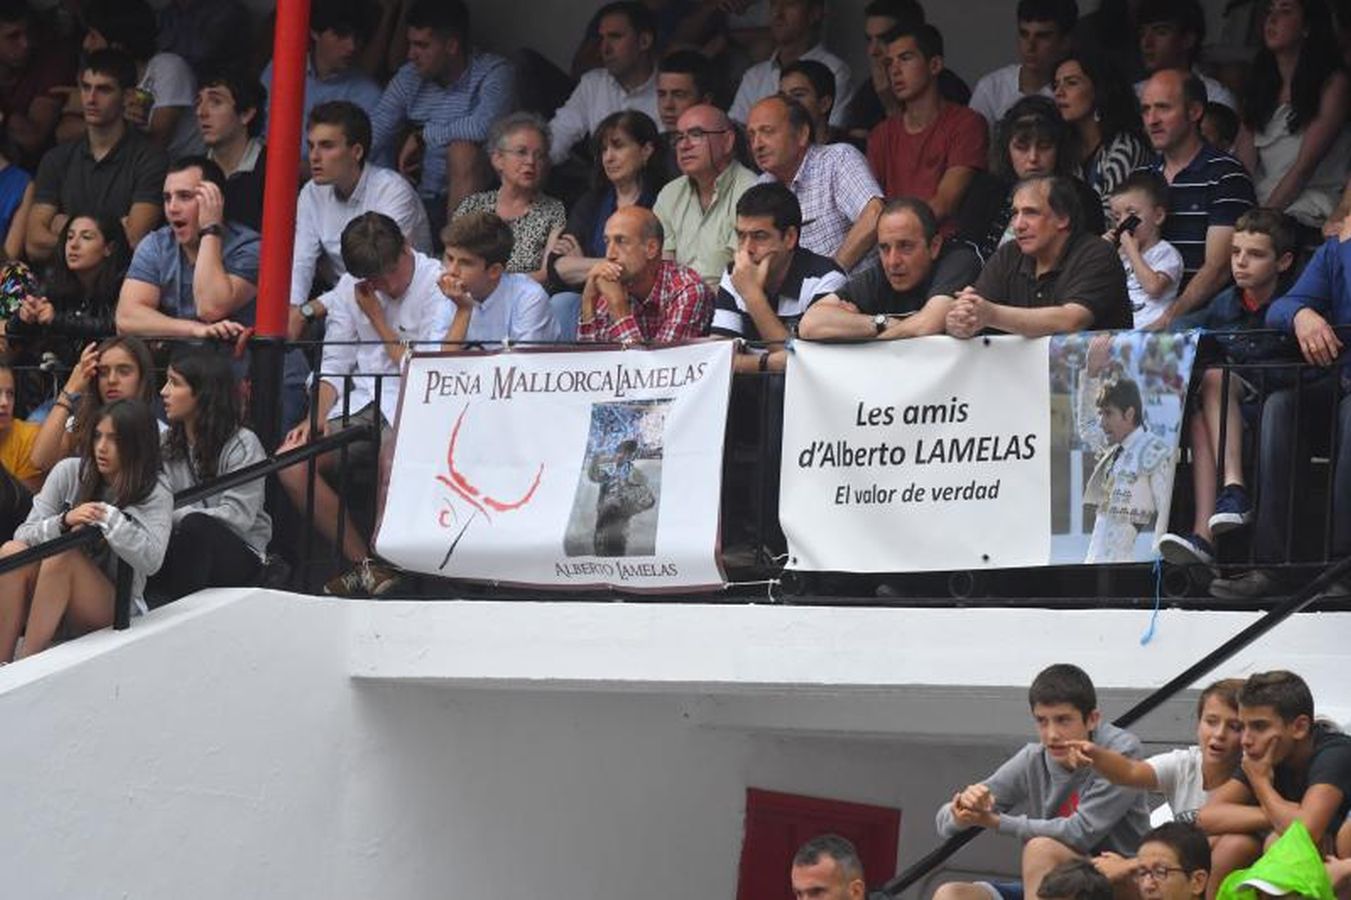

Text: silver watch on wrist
xmin=873 ymin=313 xmax=889 ymax=334
xmin=299 ymin=301 xmax=320 ymax=320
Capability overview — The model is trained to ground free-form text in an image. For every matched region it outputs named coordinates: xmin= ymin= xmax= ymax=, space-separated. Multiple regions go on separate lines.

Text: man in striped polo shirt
xmin=370 ymin=0 xmax=513 ymax=236
xmin=1136 ymin=69 xmax=1254 ymax=331
xmin=711 ymin=182 xmax=845 ymax=372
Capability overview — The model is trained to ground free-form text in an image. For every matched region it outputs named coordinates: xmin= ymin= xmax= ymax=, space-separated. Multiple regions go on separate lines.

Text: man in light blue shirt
xmin=439 ymin=210 xmax=559 ymax=346
xmin=114 ymin=156 xmax=259 ymax=340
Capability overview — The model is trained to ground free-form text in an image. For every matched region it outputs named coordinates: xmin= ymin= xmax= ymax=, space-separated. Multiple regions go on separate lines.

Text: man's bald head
xmin=604 ymin=206 xmax=664 ymax=283
xmin=674 ymin=103 xmax=736 ymax=179
xmin=1140 ymin=68 xmax=1204 ymax=155
xmin=613 ymin=205 xmax=663 ymax=243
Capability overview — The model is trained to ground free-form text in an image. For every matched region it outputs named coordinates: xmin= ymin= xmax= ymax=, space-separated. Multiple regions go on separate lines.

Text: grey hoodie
xmin=935 ymin=721 xmax=1151 ymax=855
xmin=160 ymin=428 xmax=272 ymax=557
xmin=15 ymin=457 xmax=172 ymax=611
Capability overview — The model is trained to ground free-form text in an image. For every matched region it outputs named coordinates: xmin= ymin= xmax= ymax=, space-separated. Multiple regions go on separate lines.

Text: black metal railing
xmin=0 ymin=526 xmax=132 ymax=631
xmin=2 ymin=330 xmax=1348 ymax=605
xmin=0 ymin=421 xmax=374 ymax=648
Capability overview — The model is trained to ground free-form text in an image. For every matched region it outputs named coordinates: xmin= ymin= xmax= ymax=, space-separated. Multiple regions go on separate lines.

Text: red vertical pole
xmin=256 ymin=0 xmax=311 ymax=339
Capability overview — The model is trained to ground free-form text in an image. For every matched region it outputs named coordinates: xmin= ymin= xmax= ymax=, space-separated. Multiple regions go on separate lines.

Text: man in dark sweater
xmin=1199 ymin=671 xmax=1351 ymax=890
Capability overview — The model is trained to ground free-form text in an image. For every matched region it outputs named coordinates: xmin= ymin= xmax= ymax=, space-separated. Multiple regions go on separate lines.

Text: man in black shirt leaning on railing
xmin=944 ymin=175 xmax=1131 ymax=338
xmin=799 ymin=196 xmax=980 ymax=341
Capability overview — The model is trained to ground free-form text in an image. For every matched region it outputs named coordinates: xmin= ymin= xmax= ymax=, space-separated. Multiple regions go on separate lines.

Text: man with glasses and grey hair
xmin=652 ymin=104 xmax=758 ymax=286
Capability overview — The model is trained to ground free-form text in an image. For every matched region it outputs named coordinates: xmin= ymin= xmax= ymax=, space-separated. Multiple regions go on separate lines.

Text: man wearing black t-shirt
xmin=1198 ymin=671 xmax=1351 ymax=888
xmin=712 ymin=182 xmax=844 ymax=372
xmin=800 ymin=196 xmax=979 ymax=340
xmin=946 ymin=175 xmax=1131 ymax=338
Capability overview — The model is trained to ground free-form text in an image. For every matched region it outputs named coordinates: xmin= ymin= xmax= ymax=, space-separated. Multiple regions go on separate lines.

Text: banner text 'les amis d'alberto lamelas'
xmin=374 ymin=343 xmax=734 ymax=592
xmin=780 ymin=331 xmax=1197 ymax=572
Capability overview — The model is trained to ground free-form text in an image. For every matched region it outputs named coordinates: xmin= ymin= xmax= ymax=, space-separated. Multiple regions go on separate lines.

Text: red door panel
xmin=736 ymin=787 xmax=902 ymax=900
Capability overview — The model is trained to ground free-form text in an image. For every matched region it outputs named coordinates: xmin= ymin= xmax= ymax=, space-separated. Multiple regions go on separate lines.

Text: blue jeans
xmin=550 ymin=291 xmax=582 ymax=342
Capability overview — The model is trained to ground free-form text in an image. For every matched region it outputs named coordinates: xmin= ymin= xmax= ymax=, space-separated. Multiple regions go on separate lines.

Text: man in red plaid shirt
xmin=577 ymin=207 xmax=712 ymax=343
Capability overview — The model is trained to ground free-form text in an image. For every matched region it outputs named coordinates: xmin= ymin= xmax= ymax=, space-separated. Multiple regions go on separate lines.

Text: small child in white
xmin=1107 ymin=172 xmax=1184 ymax=330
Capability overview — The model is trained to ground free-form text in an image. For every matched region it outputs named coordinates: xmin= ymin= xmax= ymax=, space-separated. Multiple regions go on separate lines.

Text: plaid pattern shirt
xmin=577 ymin=260 xmax=712 ymax=344
xmin=758 ymin=143 xmax=883 ymax=261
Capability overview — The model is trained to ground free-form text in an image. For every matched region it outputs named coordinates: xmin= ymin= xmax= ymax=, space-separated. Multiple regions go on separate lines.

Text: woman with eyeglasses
xmin=451 ymin=112 xmax=566 ymax=282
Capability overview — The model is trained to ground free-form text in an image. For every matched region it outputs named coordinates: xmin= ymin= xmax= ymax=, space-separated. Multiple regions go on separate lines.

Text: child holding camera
xmin=1107 ymin=172 xmax=1183 ymax=330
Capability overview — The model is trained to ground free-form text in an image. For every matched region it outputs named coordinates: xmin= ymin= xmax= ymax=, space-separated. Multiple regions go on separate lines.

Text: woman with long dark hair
xmin=0 ymin=398 xmax=171 ymax=660
xmin=546 ymin=110 xmax=668 ymax=339
xmin=155 ymin=348 xmax=270 ymax=601
xmin=551 ymin=110 xmax=668 ymax=284
xmin=955 ymin=96 xmax=1107 ymax=262
xmin=1053 ymin=53 xmax=1151 ymax=219
xmin=6 ymin=213 xmax=130 ymax=363
xmin=29 ymin=335 xmax=157 ymax=476
xmin=1236 ymin=0 xmax=1351 ymax=236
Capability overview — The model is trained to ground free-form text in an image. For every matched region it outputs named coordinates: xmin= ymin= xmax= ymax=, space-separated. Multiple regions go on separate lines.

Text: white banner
xmin=375 ymin=343 xmax=734 ymax=591
xmin=780 ymin=332 xmax=1197 ymax=572
xmin=781 ymin=337 xmax=1052 ymax=572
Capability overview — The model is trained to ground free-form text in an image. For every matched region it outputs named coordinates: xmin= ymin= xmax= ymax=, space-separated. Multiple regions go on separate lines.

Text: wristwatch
xmin=199 ymin=224 xmax=224 ymax=239
xmin=299 ymin=300 xmax=320 ymax=320
xmin=873 ymin=313 xmax=889 ymax=335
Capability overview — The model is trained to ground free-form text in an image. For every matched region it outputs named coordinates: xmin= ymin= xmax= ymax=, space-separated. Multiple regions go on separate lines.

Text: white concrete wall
xmin=334 ymin=684 xmax=1022 ymax=898
xmin=1 ymin=591 xmax=1346 ymax=899
xmin=0 ymin=591 xmax=352 ymax=899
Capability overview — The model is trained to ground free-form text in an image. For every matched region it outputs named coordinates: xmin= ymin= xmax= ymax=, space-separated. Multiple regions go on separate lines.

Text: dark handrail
xmin=171 ymin=424 xmax=374 ymax=508
xmin=0 ymin=523 xmax=105 ymax=577
xmin=0 ymin=424 xmax=375 ymax=640
xmin=871 ymin=552 xmax=1351 ymax=899
xmin=0 ymin=519 xmax=132 ymax=632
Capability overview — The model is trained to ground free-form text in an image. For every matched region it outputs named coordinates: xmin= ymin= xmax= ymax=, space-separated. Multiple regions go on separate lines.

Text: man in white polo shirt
xmin=729 ymin=0 xmax=852 ymax=129
xmin=277 ymin=212 xmax=453 ymax=598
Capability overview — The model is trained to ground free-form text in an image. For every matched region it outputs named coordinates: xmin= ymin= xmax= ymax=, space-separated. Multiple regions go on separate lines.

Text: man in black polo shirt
xmin=712 ymin=182 xmax=845 ymax=372
xmin=945 ymin=175 xmax=1130 ymax=337
xmin=1136 ymin=69 xmax=1254 ymax=330
xmin=800 ymin=197 xmax=980 ymax=340
xmin=25 ymin=48 xmax=166 ymax=263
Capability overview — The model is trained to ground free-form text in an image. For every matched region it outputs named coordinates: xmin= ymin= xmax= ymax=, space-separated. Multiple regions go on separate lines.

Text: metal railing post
xmin=113 ymin=557 xmax=132 ymax=631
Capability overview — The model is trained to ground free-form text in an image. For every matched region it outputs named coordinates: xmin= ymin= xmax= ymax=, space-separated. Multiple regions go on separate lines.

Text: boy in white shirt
xmin=1061 ymin=678 xmax=1245 ymax=882
xmin=437 ymin=211 xmax=559 ymax=346
xmin=1107 ymin=172 xmax=1184 ymax=330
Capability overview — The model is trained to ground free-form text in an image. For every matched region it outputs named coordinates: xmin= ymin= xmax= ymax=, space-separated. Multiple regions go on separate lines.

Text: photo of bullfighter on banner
xmin=1049 ymin=330 xmax=1197 ymax=564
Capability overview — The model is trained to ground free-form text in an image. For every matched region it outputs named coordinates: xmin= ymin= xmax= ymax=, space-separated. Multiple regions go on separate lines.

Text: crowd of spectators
xmin=0 ymin=0 xmax=1347 ymax=628
xmin=788 ymin=666 xmax=1351 ymax=900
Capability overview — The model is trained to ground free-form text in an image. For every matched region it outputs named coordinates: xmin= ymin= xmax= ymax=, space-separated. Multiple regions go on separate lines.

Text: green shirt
xmin=652 ymin=160 xmax=758 ymax=286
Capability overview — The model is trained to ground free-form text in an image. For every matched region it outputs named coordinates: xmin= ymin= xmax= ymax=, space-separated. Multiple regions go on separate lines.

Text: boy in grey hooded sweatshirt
xmin=934 ymin=664 xmax=1151 ymax=900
